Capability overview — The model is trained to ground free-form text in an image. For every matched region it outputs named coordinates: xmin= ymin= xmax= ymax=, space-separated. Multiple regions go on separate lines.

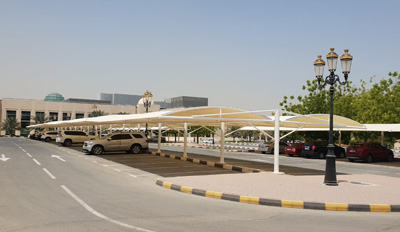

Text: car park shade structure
xmin=27 ymin=107 xmax=366 ymax=174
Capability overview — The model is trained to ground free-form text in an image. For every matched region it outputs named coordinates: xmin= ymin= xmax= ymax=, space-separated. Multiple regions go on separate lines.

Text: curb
xmin=150 ymin=151 xmax=262 ymax=173
xmin=161 ymin=143 xmax=255 ymax=153
xmin=155 ymin=179 xmax=400 ymax=213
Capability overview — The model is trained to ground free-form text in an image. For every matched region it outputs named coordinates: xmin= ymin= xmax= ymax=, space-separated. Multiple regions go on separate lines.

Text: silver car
xmin=83 ymin=133 xmax=148 ymax=155
xmin=258 ymin=141 xmax=287 ymax=154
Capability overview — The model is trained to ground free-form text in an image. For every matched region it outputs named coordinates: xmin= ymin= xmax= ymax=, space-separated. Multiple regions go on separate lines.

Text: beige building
xmin=0 ymin=98 xmax=160 ymax=136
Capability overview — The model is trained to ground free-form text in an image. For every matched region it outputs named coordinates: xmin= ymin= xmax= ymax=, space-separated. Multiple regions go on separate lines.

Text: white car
xmin=41 ymin=131 xmax=58 ymax=142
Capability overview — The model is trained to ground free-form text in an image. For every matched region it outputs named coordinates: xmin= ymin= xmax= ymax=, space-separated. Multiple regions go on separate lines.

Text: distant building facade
xmin=100 ymin=93 xmax=142 ymax=106
xmin=100 ymin=93 xmax=208 ymax=109
xmin=170 ymin=96 xmax=208 ymax=108
xmin=0 ymin=98 xmax=137 ymax=136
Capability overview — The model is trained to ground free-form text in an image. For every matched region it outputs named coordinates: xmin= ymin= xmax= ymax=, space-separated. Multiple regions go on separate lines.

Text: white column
xmin=137 ymin=124 xmax=141 ymax=132
xmin=95 ymin=125 xmax=99 ymax=138
xmin=273 ymin=109 xmax=280 ymax=174
xmin=99 ymin=125 xmax=102 ymax=137
xmin=183 ymin=123 xmax=188 ymax=157
xmin=220 ymin=122 xmax=225 ymax=163
xmin=158 ymin=123 xmax=162 ymax=153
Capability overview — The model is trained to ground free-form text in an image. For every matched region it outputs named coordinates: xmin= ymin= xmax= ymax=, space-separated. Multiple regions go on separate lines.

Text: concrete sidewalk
xmin=157 ymin=171 xmax=400 ymax=213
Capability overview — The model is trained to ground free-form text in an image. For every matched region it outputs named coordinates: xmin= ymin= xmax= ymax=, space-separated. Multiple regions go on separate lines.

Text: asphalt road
xmin=1 ymin=137 xmax=400 ymax=232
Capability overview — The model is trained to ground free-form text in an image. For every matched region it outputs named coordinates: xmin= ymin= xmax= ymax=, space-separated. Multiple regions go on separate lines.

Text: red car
xmin=346 ymin=142 xmax=394 ymax=163
xmin=285 ymin=143 xmax=304 ymax=157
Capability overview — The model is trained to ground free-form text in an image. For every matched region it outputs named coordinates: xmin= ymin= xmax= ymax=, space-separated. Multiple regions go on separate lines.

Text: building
xmin=100 ymin=93 xmax=208 ymax=109
xmin=170 ymin=96 xmax=208 ymax=108
xmin=100 ymin=93 xmax=142 ymax=106
xmin=0 ymin=98 xmax=138 ymax=136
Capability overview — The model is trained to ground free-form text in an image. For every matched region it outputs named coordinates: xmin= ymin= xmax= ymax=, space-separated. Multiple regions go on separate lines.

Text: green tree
xmin=89 ymin=110 xmax=106 ymax=117
xmin=31 ymin=114 xmax=51 ymax=125
xmin=280 ymin=72 xmax=400 ymax=145
xmin=1 ymin=117 xmax=21 ymax=136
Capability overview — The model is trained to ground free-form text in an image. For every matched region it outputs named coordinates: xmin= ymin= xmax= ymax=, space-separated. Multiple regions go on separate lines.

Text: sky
xmin=1 ymin=0 xmax=399 ymax=110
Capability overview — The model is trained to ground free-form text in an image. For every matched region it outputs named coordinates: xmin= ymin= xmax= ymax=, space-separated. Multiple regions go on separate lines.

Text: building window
xmin=6 ymin=110 xmax=16 ymax=118
xmin=21 ymin=111 xmax=31 ymax=129
xmin=63 ymin=113 xmax=71 ymax=121
xmin=36 ymin=112 xmax=45 ymax=118
xmin=21 ymin=111 xmax=31 ymax=121
xmin=49 ymin=112 xmax=58 ymax=121
xmin=76 ymin=113 xmax=84 ymax=119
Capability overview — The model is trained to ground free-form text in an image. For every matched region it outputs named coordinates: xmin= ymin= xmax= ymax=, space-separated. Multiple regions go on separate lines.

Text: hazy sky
xmin=1 ymin=0 xmax=399 ymax=110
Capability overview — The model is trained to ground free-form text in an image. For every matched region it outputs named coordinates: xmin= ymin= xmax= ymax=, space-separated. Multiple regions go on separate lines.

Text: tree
xmin=280 ymin=72 xmax=400 ymax=145
xmin=1 ymin=117 xmax=21 ymax=136
xmin=89 ymin=110 xmax=106 ymax=117
xmin=31 ymin=114 xmax=51 ymax=125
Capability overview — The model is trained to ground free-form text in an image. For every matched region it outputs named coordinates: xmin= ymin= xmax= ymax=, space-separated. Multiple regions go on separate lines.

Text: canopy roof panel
xmin=27 ymin=107 xmax=366 ymax=130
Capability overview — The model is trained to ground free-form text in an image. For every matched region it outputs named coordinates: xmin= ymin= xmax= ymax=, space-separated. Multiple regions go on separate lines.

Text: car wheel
xmin=387 ymin=154 xmax=394 ymax=162
xmin=338 ymin=152 xmax=345 ymax=158
xmin=130 ymin=144 xmax=142 ymax=154
xmin=349 ymin=159 xmax=355 ymax=162
xmin=319 ymin=152 xmax=325 ymax=159
xmin=45 ymin=137 xmax=51 ymax=142
xmin=289 ymin=154 xmax=293 ymax=157
xmin=64 ymin=139 xmax=72 ymax=147
xmin=91 ymin=145 xmax=103 ymax=155
xmin=261 ymin=151 xmax=266 ymax=154
xmin=366 ymin=154 xmax=373 ymax=163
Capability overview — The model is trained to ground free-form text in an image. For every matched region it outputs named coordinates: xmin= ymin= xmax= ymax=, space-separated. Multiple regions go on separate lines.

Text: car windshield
xmin=348 ymin=144 xmax=363 ymax=148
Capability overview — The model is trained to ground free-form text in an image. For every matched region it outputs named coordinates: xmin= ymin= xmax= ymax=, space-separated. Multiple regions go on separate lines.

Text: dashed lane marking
xmin=33 ymin=159 xmax=41 ymax=166
xmin=43 ymin=168 xmax=56 ymax=179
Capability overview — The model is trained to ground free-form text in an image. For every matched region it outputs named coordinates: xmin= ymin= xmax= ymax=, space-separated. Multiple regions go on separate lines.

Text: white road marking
xmin=129 ymin=174 xmax=138 ymax=178
xmin=61 ymin=185 xmax=156 ymax=232
xmin=114 ymin=169 xmax=121 ymax=172
xmin=51 ymin=155 xmax=66 ymax=162
xmin=21 ymin=149 xmax=26 ymax=152
xmin=102 ymin=164 xmax=109 ymax=167
xmin=92 ymin=160 xmax=98 ymax=163
xmin=0 ymin=154 xmax=10 ymax=162
xmin=33 ymin=159 xmax=41 ymax=165
xmin=43 ymin=168 xmax=56 ymax=179
xmin=26 ymin=153 xmax=32 ymax=157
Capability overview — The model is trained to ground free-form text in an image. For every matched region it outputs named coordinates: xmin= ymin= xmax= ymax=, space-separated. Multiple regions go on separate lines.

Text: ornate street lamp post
xmin=313 ymin=48 xmax=353 ymax=186
xmin=143 ymin=90 xmax=153 ymax=138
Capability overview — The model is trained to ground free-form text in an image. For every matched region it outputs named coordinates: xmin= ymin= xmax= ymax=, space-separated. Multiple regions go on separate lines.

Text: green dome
xmin=44 ymin=93 xmax=65 ymax=102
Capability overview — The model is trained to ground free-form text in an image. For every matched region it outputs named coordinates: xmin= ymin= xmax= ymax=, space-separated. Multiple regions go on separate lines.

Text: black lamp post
xmin=143 ymin=90 xmax=153 ymax=138
xmin=313 ymin=48 xmax=353 ymax=186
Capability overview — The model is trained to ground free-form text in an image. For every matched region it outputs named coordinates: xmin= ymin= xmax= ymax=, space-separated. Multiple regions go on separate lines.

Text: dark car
xmin=301 ymin=141 xmax=346 ymax=159
xmin=285 ymin=143 xmax=304 ymax=157
xmin=346 ymin=142 xmax=394 ymax=163
xmin=148 ymin=137 xmax=166 ymax=143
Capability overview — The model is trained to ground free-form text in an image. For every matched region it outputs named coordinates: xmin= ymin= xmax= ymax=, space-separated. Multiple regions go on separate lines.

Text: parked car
xmin=258 ymin=141 xmax=287 ymax=154
xmin=83 ymin=133 xmax=148 ymax=155
xmin=29 ymin=131 xmax=42 ymax=140
xmin=285 ymin=143 xmax=304 ymax=156
xmin=56 ymin=130 xmax=96 ymax=147
xmin=148 ymin=137 xmax=166 ymax=143
xmin=41 ymin=131 xmax=58 ymax=142
xmin=346 ymin=142 xmax=394 ymax=163
xmin=301 ymin=141 xmax=346 ymax=158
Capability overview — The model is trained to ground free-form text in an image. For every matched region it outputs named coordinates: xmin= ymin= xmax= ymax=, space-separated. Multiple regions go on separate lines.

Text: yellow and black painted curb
xmin=150 ymin=151 xmax=262 ymax=173
xmin=155 ymin=179 xmax=400 ymax=213
xmin=161 ymin=143 xmax=257 ymax=153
